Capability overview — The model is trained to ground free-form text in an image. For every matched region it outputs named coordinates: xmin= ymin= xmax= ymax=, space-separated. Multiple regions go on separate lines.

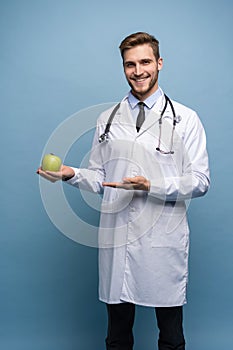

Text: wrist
xmin=62 ymin=176 xmax=73 ymax=182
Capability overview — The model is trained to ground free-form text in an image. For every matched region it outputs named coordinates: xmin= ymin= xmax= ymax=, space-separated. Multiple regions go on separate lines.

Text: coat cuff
xmin=64 ymin=167 xmax=80 ymax=185
xmin=148 ymin=178 xmax=167 ymax=201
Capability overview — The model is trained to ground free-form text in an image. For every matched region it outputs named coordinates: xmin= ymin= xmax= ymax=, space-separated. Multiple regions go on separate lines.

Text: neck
xmin=131 ymin=86 xmax=159 ymax=102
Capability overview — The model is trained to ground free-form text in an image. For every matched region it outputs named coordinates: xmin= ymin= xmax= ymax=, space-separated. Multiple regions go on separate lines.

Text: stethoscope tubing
xmin=99 ymin=94 xmax=177 ymax=154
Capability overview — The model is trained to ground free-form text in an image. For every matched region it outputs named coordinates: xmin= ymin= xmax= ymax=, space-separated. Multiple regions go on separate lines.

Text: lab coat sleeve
xmin=149 ymin=112 xmax=210 ymax=201
xmin=66 ymin=123 xmax=105 ymax=194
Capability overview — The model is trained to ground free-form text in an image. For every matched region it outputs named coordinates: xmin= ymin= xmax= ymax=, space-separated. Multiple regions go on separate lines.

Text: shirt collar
xmin=127 ymin=87 xmax=163 ymax=109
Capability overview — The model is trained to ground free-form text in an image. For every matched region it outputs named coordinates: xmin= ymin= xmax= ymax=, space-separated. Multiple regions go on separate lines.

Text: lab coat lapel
xmin=117 ymin=100 xmax=138 ymax=137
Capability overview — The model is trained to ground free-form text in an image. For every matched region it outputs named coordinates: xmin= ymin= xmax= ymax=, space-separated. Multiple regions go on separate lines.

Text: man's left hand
xmin=103 ymin=176 xmax=150 ymax=191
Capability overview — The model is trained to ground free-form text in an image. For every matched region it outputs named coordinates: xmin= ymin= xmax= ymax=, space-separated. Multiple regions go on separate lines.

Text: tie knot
xmin=138 ymin=102 xmax=145 ymax=110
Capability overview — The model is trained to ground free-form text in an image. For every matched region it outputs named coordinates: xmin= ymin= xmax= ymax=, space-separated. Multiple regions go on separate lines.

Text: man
xmin=38 ymin=32 xmax=210 ymax=350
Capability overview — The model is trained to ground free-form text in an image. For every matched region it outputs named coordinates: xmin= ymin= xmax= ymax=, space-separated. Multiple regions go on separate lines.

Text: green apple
xmin=41 ymin=153 xmax=62 ymax=172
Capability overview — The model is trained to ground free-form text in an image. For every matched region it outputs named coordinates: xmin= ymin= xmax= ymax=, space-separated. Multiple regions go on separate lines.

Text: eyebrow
xmin=124 ymin=58 xmax=154 ymax=65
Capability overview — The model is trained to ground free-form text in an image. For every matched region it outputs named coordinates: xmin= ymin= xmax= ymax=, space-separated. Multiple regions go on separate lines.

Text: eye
xmin=142 ymin=59 xmax=151 ymax=65
xmin=125 ymin=62 xmax=135 ymax=68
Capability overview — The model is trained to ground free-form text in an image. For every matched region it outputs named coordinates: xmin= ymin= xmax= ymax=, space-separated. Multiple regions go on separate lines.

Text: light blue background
xmin=1 ymin=0 xmax=233 ymax=349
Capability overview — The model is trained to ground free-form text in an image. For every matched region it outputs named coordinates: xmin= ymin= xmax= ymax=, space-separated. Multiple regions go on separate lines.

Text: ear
xmin=157 ymin=57 xmax=163 ymax=71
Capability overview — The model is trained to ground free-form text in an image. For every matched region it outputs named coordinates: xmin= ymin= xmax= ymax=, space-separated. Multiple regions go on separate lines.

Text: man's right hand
xmin=37 ymin=165 xmax=75 ymax=183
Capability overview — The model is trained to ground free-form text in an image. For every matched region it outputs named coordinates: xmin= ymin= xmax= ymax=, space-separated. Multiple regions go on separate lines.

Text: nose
xmin=134 ymin=63 xmax=143 ymax=76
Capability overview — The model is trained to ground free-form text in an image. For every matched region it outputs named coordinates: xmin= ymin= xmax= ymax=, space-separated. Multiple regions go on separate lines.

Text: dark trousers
xmin=105 ymin=303 xmax=185 ymax=350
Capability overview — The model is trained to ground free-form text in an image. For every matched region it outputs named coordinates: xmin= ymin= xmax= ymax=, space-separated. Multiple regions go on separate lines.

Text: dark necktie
xmin=136 ymin=102 xmax=145 ymax=132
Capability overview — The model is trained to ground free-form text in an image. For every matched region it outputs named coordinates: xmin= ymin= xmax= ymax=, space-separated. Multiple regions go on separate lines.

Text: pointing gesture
xmin=102 ymin=176 xmax=150 ymax=191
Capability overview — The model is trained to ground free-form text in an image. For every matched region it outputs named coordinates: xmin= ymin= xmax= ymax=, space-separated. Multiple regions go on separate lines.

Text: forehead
xmin=123 ymin=44 xmax=155 ymax=62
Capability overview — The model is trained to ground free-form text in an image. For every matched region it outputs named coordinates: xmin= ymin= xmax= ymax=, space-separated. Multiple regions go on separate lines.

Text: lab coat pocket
xmin=153 ymin=144 xmax=183 ymax=178
xmin=154 ymin=152 xmax=174 ymax=165
xmin=154 ymin=138 xmax=182 ymax=162
xmin=151 ymin=214 xmax=189 ymax=249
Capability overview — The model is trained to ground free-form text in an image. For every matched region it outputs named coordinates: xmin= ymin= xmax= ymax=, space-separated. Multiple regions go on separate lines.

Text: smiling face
xmin=123 ymin=44 xmax=163 ymax=101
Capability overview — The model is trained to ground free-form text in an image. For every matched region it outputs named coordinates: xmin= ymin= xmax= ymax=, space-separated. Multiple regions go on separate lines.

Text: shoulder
xmin=170 ymin=98 xmax=203 ymax=127
xmin=170 ymin=98 xmax=206 ymax=138
xmin=170 ymin=98 xmax=197 ymax=117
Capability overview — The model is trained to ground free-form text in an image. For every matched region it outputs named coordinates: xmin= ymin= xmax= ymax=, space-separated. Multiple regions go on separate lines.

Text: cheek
xmin=125 ymin=71 xmax=132 ymax=80
xmin=151 ymin=69 xmax=159 ymax=79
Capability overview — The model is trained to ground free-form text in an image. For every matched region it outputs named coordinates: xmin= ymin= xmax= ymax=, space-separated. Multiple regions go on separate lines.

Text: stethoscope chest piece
xmin=99 ymin=133 xmax=109 ymax=143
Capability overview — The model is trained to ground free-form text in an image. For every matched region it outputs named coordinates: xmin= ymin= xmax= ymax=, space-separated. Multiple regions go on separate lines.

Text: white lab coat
xmin=68 ymin=93 xmax=210 ymax=307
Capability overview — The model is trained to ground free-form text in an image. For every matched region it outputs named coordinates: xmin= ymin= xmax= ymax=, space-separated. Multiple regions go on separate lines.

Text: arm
xmin=103 ymin=112 xmax=210 ymax=201
xmin=149 ymin=111 xmax=210 ymax=201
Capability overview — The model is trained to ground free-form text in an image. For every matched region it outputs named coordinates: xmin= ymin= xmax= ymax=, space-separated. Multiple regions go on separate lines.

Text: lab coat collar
xmin=117 ymin=91 xmax=174 ymax=136
xmin=127 ymin=87 xmax=163 ymax=109
xmin=118 ymin=94 xmax=162 ymax=135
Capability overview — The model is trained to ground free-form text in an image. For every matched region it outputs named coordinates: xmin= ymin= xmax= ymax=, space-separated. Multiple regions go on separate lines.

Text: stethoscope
xmin=99 ymin=94 xmax=180 ymax=154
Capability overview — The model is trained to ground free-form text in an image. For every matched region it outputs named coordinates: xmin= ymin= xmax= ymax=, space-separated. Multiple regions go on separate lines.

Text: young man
xmin=38 ymin=32 xmax=210 ymax=350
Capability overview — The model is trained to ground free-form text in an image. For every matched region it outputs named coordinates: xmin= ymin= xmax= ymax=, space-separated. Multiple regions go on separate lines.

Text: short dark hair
xmin=119 ymin=32 xmax=160 ymax=61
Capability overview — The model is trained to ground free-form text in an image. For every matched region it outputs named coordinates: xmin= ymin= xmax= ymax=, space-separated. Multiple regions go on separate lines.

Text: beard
xmin=127 ymin=71 xmax=159 ymax=100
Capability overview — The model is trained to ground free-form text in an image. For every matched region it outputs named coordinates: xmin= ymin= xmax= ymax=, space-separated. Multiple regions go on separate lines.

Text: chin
xmin=134 ymin=89 xmax=149 ymax=97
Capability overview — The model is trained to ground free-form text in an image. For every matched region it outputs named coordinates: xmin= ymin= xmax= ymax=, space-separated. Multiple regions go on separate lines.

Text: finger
xmin=123 ymin=177 xmax=140 ymax=184
xmin=45 ymin=170 xmax=63 ymax=179
xmin=37 ymin=171 xmax=57 ymax=183
xmin=102 ymin=182 xmax=131 ymax=189
xmin=102 ymin=182 xmax=118 ymax=188
xmin=124 ymin=176 xmax=147 ymax=184
xmin=103 ymin=182 xmax=135 ymax=190
xmin=122 ymin=177 xmax=133 ymax=184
